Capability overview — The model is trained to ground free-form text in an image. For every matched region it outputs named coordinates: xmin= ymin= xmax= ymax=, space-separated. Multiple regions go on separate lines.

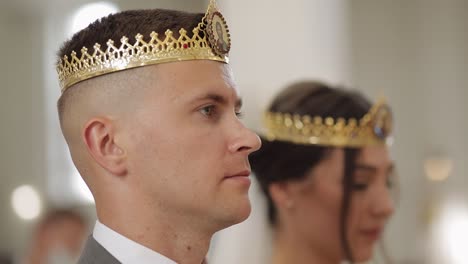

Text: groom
xmin=55 ymin=2 xmax=261 ymax=263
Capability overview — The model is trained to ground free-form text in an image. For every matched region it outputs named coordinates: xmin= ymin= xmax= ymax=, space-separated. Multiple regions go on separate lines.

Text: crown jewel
xmin=263 ymin=99 xmax=393 ymax=148
xmin=57 ymin=0 xmax=230 ymax=92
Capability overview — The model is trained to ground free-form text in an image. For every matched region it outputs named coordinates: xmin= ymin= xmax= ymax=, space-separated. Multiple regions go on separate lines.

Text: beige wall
xmin=0 ymin=8 xmax=45 ymax=254
xmin=217 ymin=0 xmax=351 ymax=132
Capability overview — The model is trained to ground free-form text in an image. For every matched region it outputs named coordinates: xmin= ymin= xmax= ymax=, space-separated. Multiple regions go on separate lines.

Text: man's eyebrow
xmin=191 ymin=93 xmax=242 ymax=108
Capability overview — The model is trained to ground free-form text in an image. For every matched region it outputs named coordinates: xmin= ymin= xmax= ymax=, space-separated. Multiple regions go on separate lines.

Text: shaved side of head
xmin=57 ymin=66 xmax=158 ymax=183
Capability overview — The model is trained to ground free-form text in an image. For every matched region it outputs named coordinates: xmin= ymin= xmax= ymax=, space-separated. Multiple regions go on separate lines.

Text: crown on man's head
xmin=263 ymin=99 xmax=394 ymax=148
xmin=56 ymin=0 xmax=230 ymax=92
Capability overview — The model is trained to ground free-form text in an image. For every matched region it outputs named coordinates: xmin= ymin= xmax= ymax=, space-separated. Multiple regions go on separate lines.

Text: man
xmin=24 ymin=209 xmax=87 ymax=264
xmin=55 ymin=1 xmax=261 ymax=263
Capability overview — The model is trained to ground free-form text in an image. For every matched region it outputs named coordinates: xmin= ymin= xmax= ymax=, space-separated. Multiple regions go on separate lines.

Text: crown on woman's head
xmin=56 ymin=0 xmax=230 ymax=92
xmin=263 ymin=99 xmax=394 ymax=148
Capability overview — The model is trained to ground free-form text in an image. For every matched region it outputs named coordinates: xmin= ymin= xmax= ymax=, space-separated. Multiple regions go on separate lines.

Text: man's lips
xmin=224 ymin=170 xmax=251 ymax=179
xmin=223 ymin=170 xmax=252 ymax=188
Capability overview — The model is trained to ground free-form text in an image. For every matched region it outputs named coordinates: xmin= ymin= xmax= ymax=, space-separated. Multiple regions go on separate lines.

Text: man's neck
xmin=96 ymin=202 xmax=212 ymax=264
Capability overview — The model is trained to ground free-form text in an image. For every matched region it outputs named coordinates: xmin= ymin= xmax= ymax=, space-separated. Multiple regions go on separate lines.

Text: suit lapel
xmin=77 ymin=236 xmax=121 ymax=264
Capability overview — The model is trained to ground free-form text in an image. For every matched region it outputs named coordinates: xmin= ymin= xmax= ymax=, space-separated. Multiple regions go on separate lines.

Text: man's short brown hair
xmin=58 ymin=9 xmax=204 ymax=62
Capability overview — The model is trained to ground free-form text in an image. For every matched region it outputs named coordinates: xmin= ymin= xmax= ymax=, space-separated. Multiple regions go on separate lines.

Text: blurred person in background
xmin=0 ymin=253 xmax=13 ymax=264
xmin=23 ymin=209 xmax=87 ymax=264
xmin=251 ymin=81 xmax=397 ymax=264
xmin=54 ymin=0 xmax=260 ymax=263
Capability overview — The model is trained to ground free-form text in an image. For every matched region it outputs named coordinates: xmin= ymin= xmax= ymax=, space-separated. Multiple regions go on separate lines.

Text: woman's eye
xmin=235 ymin=110 xmax=244 ymax=118
xmin=352 ymin=183 xmax=368 ymax=191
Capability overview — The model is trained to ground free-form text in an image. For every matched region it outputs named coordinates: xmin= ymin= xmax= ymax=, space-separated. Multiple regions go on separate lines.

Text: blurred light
xmin=11 ymin=185 xmax=42 ymax=220
xmin=424 ymin=157 xmax=453 ymax=181
xmin=72 ymin=167 xmax=95 ymax=204
xmin=435 ymin=201 xmax=468 ymax=263
xmin=70 ymin=2 xmax=119 ymax=35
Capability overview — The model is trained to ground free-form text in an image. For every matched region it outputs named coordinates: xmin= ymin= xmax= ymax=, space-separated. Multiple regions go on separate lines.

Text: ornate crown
xmin=56 ymin=0 xmax=231 ymax=92
xmin=263 ymin=99 xmax=394 ymax=148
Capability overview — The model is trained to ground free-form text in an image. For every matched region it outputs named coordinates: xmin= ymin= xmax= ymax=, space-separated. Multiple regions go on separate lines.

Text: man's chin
xmin=234 ymin=200 xmax=252 ymax=223
xmin=215 ymin=198 xmax=252 ymax=230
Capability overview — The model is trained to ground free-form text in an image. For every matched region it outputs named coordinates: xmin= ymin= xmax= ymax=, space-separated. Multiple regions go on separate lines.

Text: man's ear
xmin=82 ymin=117 xmax=127 ymax=176
xmin=269 ymin=182 xmax=295 ymax=210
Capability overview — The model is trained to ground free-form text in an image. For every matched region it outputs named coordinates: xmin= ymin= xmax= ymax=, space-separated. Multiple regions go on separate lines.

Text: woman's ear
xmin=269 ymin=182 xmax=295 ymax=210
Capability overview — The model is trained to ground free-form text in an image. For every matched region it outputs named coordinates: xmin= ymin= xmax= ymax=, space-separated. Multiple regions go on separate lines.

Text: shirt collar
xmin=93 ymin=220 xmax=177 ymax=264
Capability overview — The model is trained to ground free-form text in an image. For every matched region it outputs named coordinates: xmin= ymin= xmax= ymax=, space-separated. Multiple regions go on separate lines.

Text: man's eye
xmin=235 ymin=110 xmax=244 ymax=118
xmin=200 ymin=105 xmax=216 ymax=117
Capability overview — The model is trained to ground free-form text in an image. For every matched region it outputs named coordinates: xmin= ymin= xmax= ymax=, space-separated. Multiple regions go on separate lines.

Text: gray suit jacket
xmin=76 ymin=236 xmax=208 ymax=264
xmin=77 ymin=236 xmax=120 ymax=264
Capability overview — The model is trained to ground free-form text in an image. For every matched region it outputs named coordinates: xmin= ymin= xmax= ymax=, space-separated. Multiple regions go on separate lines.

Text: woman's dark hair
xmin=250 ymin=80 xmax=372 ymax=262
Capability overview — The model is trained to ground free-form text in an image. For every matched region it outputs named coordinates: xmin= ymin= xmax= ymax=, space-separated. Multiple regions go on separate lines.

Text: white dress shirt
xmin=93 ymin=220 xmax=177 ymax=264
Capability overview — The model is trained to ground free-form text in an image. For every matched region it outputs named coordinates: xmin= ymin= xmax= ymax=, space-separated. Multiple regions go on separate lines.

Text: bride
xmin=250 ymin=80 xmax=397 ymax=264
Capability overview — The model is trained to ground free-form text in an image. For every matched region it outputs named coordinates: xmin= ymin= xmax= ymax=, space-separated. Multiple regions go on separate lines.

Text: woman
xmin=251 ymin=81 xmax=396 ymax=264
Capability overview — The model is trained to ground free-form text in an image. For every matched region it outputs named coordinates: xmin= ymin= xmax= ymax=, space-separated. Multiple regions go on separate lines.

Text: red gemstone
xmin=183 ymin=44 xmax=188 ymax=49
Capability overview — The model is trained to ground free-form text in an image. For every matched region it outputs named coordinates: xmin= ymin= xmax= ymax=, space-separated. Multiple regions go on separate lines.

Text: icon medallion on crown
xmin=206 ymin=11 xmax=231 ymax=56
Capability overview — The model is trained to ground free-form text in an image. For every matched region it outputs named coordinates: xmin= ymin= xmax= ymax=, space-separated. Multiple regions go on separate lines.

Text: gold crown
xmin=57 ymin=0 xmax=231 ymax=92
xmin=263 ymin=99 xmax=394 ymax=148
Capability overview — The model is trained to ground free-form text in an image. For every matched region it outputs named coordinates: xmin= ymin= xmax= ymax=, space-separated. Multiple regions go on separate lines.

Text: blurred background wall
xmin=0 ymin=0 xmax=466 ymax=263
